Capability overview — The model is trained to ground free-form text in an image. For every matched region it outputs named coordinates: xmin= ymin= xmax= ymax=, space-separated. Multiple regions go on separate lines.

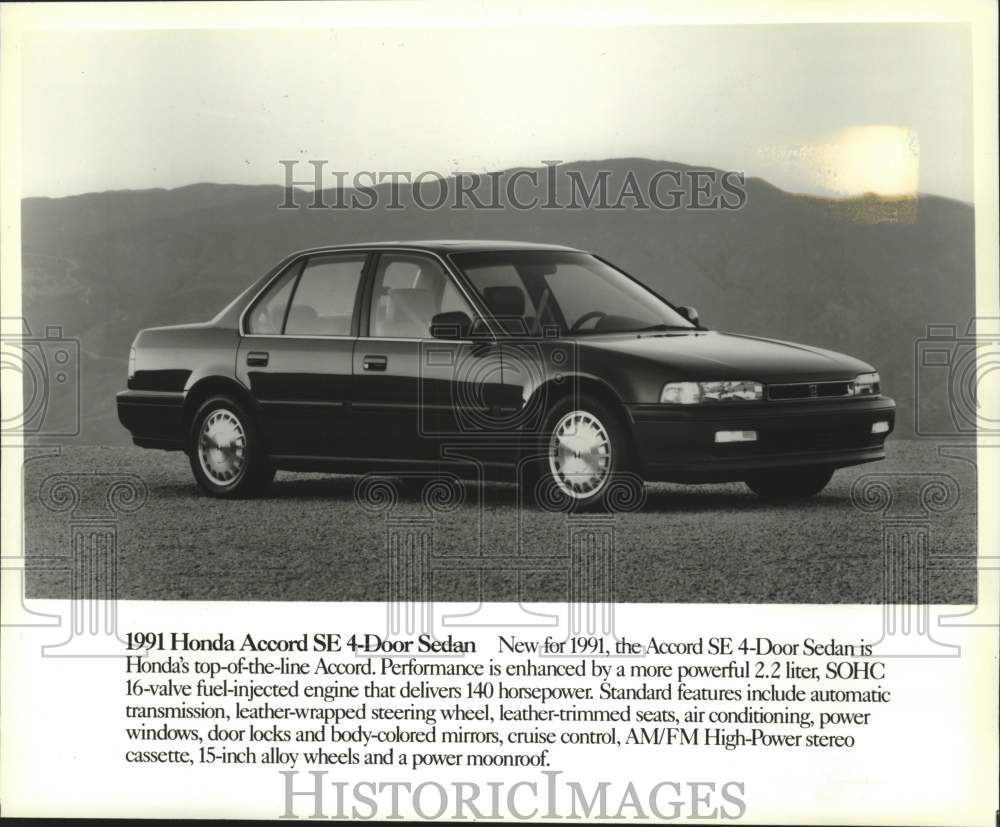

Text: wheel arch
xmin=525 ymin=374 xmax=640 ymax=469
xmin=182 ymin=376 xmax=259 ymax=437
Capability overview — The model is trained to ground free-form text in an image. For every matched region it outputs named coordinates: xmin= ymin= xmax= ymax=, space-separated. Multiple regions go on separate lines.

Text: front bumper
xmin=116 ymin=390 xmax=186 ymax=450
xmin=628 ymin=396 xmax=896 ymax=483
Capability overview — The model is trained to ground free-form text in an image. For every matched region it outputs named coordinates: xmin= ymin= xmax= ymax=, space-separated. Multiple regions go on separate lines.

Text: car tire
xmin=188 ymin=395 xmax=275 ymax=498
xmin=745 ymin=467 xmax=833 ymax=500
xmin=525 ymin=395 xmax=644 ymax=512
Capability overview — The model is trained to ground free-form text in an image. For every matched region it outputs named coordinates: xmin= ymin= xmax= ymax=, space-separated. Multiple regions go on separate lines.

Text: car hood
xmin=575 ymin=330 xmax=874 ymax=383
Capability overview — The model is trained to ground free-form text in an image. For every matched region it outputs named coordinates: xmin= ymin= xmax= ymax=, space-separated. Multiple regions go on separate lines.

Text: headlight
xmin=660 ymin=380 xmax=764 ymax=404
xmin=850 ymin=372 xmax=880 ymax=396
xmin=128 ymin=347 xmax=136 ymax=381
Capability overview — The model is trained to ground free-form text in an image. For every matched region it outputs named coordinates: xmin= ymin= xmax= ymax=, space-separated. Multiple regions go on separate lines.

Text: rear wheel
xmin=525 ymin=395 xmax=644 ymax=512
xmin=188 ymin=396 xmax=274 ymax=498
xmin=745 ymin=467 xmax=833 ymax=500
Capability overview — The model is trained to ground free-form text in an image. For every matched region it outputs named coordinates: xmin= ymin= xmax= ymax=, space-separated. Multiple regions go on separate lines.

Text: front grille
xmin=768 ymin=380 xmax=852 ymax=401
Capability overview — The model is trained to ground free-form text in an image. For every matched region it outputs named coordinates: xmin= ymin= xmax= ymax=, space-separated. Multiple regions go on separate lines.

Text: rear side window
xmin=246 ymin=254 xmax=367 ymax=336
xmin=285 ymin=255 xmax=366 ymax=336
xmin=245 ymin=264 xmax=299 ymax=334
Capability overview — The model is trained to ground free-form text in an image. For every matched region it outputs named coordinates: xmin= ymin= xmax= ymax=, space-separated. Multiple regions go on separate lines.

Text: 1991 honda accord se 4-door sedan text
xmin=117 ymin=241 xmax=895 ymax=510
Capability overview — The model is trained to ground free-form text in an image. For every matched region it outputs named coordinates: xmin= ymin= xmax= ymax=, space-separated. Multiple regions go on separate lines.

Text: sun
xmin=816 ymin=125 xmax=920 ymax=197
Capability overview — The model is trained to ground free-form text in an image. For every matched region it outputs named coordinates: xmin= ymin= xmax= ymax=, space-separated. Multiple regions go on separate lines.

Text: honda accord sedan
xmin=117 ymin=240 xmax=895 ymax=509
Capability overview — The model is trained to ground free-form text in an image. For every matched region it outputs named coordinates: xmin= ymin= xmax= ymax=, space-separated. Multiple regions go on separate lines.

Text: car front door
xmin=351 ymin=251 xmax=505 ymax=468
xmin=236 ymin=251 xmax=369 ymax=458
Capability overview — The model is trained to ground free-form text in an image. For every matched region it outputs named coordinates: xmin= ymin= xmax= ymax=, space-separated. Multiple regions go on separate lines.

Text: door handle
xmin=247 ymin=351 xmax=269 ymax=367
xmin=363 ymin=355 xmax=388 ymax=371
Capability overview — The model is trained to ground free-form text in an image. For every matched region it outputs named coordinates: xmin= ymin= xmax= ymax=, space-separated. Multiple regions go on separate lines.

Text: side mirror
xmin=677 ymin=305 xmax=700 ymax=326
xmin=430 ymin=311 xmax=472 ymax=340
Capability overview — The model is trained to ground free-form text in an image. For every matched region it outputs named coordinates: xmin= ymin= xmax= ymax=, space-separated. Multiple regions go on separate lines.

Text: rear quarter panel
xmin=129 ymin=324 xmax=240 ymax=393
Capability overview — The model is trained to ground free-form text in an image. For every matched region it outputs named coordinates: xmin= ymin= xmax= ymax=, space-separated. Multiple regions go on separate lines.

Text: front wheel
xmin=525 ymin=396 xmax=644 ymax=512
xmin=745 ymin=467 xmax=833 ymax=500
xmin=188 ymin=396 xmax=274 ymax=498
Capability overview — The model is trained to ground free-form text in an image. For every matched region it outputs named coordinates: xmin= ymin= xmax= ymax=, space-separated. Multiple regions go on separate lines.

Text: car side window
xmin=245 ymin=264 xmax=300 ymax=334
xmin=369 ymin=254 xmax=473 ymax=338
xmin=284 ymin=255 xmax=366 ymax=336
xmin=459 ymin=263 xmax=538 ymax=334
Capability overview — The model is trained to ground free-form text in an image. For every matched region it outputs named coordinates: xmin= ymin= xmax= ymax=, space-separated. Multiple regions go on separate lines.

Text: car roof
xmin=293 ymin=239 xmax=586 ymax=255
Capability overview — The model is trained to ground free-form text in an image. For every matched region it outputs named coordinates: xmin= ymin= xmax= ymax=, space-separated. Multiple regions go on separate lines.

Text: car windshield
xmin=450 ymin=250 xmax=696 ymax=337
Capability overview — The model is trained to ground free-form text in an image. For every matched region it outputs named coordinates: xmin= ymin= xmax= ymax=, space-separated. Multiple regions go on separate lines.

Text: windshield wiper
xmin=630 ymin=324 xmax=697 ymax=333
xmin=569 ymin=324 xmax=696 ymax=337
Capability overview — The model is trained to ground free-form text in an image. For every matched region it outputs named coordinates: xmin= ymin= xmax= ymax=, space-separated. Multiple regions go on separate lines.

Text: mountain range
xmin=19 ymin=159 xmax=975 ymax=444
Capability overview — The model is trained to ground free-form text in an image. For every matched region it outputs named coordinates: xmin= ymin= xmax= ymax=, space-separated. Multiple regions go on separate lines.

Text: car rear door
xmin=236 ymin=251 xmax=370 ymax=458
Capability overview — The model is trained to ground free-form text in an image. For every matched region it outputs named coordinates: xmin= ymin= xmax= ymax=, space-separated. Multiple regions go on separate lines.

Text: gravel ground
xmin=22 ymin=441 xmax=977 ymax=603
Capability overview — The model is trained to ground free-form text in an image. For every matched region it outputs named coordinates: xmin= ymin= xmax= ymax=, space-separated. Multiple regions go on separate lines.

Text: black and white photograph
xmin=1 ymin=1 xmax=996 ymax=823
xmin=14 ymin=19 xmax=980 ymax=604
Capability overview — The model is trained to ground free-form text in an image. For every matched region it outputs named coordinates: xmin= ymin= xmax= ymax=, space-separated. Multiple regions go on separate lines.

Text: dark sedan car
xmin=117 ymin=240 xmax=895 ymax=509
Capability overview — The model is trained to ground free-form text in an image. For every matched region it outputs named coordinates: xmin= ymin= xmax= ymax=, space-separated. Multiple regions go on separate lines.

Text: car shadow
xmin=638 ymin=486 xmax=851 ymax=514
xmin=151 ymin=474 xmax=852 ymax=513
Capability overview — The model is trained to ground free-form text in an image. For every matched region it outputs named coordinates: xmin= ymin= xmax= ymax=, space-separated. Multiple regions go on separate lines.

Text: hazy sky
xmin=21 ymin=23 xmax=972 ymax=200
